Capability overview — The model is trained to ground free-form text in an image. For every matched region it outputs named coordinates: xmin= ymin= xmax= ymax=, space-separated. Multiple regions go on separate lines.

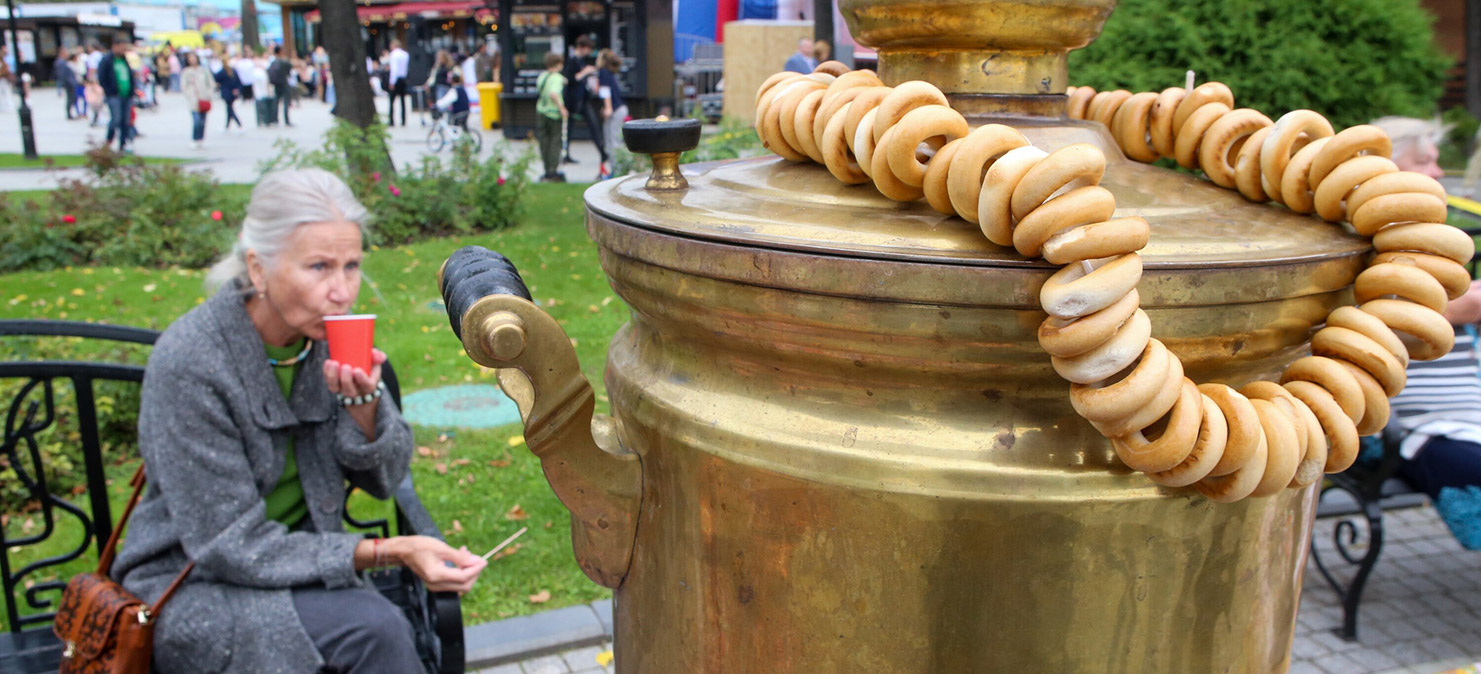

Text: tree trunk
xmin=240 ymin=0 xmax=260 ymax=54
xmin=321 ymin=0 xmax=378 ymax=129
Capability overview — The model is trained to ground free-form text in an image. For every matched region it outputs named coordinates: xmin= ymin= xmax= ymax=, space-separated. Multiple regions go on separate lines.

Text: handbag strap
xmin=95 ymin=465 xmax=195 ymax=618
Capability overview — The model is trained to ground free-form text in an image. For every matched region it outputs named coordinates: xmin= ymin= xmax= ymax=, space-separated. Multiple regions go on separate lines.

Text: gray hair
xmin=205 ymin=168 xmax=371 ymax=292
xmin=1369 ymin=116 xmax=1450 ymax=164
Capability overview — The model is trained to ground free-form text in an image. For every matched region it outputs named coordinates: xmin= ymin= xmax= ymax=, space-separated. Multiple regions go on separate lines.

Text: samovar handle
xmin=438 ymin=245 xmax=641 ymax=589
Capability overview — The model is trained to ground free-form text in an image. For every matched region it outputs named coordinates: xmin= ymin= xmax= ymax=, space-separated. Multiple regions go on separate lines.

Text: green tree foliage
xmin=1069 ymin=0 xmax=1452 ymax=128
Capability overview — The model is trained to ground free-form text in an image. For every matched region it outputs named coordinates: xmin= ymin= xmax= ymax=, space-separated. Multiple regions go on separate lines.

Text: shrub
xmin=259 ymin=120 xmax=534 ymax=245
xmin=1069 ymin=0 xmax=1452 ymax=129
xmin=0 ymin=146 xmax=245 ymax=273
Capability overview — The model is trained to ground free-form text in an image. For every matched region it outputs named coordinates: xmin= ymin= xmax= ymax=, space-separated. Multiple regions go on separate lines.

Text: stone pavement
xmin=1294 ymin=504 xmax=1481 ymax=674
xmin=0 ymin=83 xmax=609 ymax=190
xmin=474 ymin=644 xmax=615 ymax=674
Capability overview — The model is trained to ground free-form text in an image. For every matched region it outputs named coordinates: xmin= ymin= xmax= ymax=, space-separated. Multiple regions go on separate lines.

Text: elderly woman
xmin=111 ymin=169 xmax=487 ymax=673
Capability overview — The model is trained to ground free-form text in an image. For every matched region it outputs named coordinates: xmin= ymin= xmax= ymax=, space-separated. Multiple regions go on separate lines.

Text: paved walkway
xmin=0 ymin=84 xmax=609 ymax=189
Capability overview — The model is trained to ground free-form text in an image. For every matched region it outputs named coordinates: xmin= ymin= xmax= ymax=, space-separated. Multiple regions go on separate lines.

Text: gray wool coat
xmin=110 ymin=283 xmax=414 ymax=673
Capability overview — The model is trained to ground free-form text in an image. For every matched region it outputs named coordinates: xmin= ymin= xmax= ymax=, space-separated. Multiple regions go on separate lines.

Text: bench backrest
xmin=0 ymin=319 xmax=401 ymax=633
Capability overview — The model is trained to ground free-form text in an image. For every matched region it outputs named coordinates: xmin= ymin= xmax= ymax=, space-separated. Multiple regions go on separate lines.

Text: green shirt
xmin=262 ymin=340 xmax=309 ymax=529
xmin=112 ymin=59 xmax=130 ymax=97
xmin=536 ymin=71 xmax=565 ymax=120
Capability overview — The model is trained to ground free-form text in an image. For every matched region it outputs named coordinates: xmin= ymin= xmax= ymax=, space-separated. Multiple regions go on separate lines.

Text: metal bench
xmin=0 ymin=319 xmax=464 ymax=674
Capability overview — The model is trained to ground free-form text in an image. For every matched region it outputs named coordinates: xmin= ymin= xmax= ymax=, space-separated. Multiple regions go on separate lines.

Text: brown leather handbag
xmin=52 ymin=466 xmax=193 ymax=674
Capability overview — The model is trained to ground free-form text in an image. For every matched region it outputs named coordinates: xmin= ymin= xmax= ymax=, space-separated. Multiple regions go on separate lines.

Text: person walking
xmin=84 ymin=74 xmax=104 ymax=126
xmin=386 ymin=40 xmax=410 ymax=126
xmin=560 ymin=36 xmax=602 ymax=165
xmin=535 ymin=52 xmax=567 ymax=182
xmin=70 ymin=51 xmax=88 ymax=118
xmin=54 ymin=47 xmax=80 ymax=120
xmin=596 ymin=48 xmax=627 ymax=179
xmin=268 ymin=47 xmax=294 ymax=127
xmin=428 ymin=50 xmax=454 ymax=104
xmin=234 ymin=48 xmax=255 ymax=103
xmin=213 ymin=55 xmax=244 ymax=132
xmin=98 ymin=41 xmax=136 ymax=152
xmin=181 ymin=51 xmax=213 ymax=148
xmin=167 ymin=48 xmax=181 ymax=92
xmin=252 ymin=56 xmax=273 ymax=126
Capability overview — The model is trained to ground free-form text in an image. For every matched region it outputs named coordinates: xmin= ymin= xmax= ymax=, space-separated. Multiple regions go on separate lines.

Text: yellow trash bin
xmin=477 ymin=83 xmax=502 ymax=130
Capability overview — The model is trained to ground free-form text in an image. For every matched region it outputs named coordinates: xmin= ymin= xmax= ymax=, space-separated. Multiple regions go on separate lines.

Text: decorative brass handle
xmin=438 ymin=246 xmax=642 ymax=588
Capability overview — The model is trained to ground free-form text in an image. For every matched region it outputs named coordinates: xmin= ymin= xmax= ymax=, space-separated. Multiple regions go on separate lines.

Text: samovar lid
xmin=584 ymin=123 xmax=1368 ymax=274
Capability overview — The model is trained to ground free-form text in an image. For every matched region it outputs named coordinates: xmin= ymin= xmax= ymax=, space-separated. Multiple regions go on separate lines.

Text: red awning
xmin=305 ymin=1 xmax=492 ymax=23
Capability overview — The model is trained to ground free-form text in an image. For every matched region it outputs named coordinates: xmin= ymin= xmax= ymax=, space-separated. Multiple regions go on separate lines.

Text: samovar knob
xmin=622 ymin=117 xmax=702 ymax=191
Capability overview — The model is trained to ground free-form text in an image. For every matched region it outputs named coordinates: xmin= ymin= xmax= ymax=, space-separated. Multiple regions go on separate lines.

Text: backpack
xmin=268 ymin=59 xmax=290 ymax=87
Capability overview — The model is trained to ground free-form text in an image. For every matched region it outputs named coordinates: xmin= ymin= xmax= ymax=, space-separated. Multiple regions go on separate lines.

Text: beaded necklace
xmin=267 ymin=340 xmax=313 ymax=368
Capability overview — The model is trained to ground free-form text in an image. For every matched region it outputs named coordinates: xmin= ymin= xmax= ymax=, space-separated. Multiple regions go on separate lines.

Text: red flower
xmin=497 ymin=176 xmax=505 ymax=186
xmin=61 ymin=214 xmax=76 ymax=224
xmin=389 ymin=185 xmax=401 ymax=197
xmin=372 ymin=171 xmax=382 ymax=182
xmin=210 ymin=210 xmax=223 ymax=221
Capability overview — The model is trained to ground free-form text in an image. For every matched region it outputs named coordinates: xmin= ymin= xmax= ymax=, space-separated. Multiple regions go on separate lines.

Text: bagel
xmin=1199 ymin=108 xmax=1272 ymax=189
xmin=1110 ymin=92 xmax=1160 ymax=163
xmin=1173 ymin=82 xmax=1235 ymax=134
xmin=1283 ymin=380 xmax=1360 ymax=474
xmin=1309 ymin=124 xmax=1392 ymax=188
xmin=756 ymin=71 xmax=802 ymax=104
xmin=1311 ymin=326 xmax=1408 ymax=397
xmin=1039 ymin=252 xmax=1143 ymax=319
xmin=1352 ymin=262 xmax=1449 ymax=314
xmin=978 ymin=146 xmax=1049 ymax=247
xmin=885 ymin=105 xmax=970 ymax=188
xmin=1092 ymin=353 xmax=1186 ymax=439
xmin=873 ymin=81 xmax=949 ymax=143
xmin=1278 ymin=137 xmax=1331 ymax=213
xmin=854 ymin=108 xmax=881 ymax=178
xmin=1086 ymin=89 xmax=1132 ymax=129
xmin=1325 ymin=304 xmax=1410 ymax=368
xmin=1370 ymin=252 xmax=1471 ymax=301
xmin=1372 ymin=222 xmax=1474 ymax=265
xmin=1039 ymin=290 xmax=1141 ymax=358
xmin=842 ymin=87 xmax=891 ymax=149
xmin=1281 ymin=394 xmax=1328 ymax=488
xmin=1070 ymin=336 xmax=1169 ymax=420
xmin=1248 ymin=398 xmax=1301 ymax=498
xmin=922 ymin=139 xmax=964 ymax=215
xmin=1050 ymin=309 xmax=1152 ymax=384
xmin=947 ymin=125 xmax=1031 ymax=223
xmin=1173 ymin=101 xmax=1231 ymax=170
xmin=1347 ymin=171 xmax=1447 ymax=219
xmin=1148 ymin=392 xmax=1228 ymax=488
xmin=870 ymin=125 xmax=927 ymax=201
xmin=812 ymin=85 xmax=872 ymax=154
xmin=1350 ymin=192 xmax=1449 ymax=237
xmin=1066 ymin=86 xmax=1096 ymax=120
xmin=1311 ymin=155 xmax=1398 ymax=223
xmin=1194 ymin=428 xmax=1267 ymax=503
xmin=1011 ymin=144 xmax=1108 ymax=222
xmin=1198 ymin=383 xmax=1264 ymax=478
xmin=1013 ymin=185 xmax=1118 ymax=258
xmin=1149 ymin=87 xmax=1188 ymax=158
xmin=1360 ymin=298 xmax=1456 ymax=362
xmin=814 ymin=61 xmax=850 ymax=77
xmin=1233 ymin=126 xmax=1272 ymax=202
xmin=821 ymin=103 xmax=871 ymax=185
xmin=790 ymin=88 xmax=828 ymax=163
xmin=1339 ymin=360 xmax=1392 ymax=436
xmin=1112 ymin=378 xmax=1203 ymax=473
xmin=1279 ymin=355 xmax=1365 ymax=425
xmin=1260 ymin=110 xmax=1334 ymax=204
xmin=1042 ymin=217 xmax=1150 ymax=266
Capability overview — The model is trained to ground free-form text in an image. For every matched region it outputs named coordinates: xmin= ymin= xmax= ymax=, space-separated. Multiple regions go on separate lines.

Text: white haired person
xmin=1374 ymin=118 xmax=1481 ymax=550
xmin=110 ymin=169 xmax=487 ymax=673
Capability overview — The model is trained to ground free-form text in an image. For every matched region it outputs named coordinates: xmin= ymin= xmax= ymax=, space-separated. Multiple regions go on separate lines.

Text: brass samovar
xmin=440 ymin=1 xmax=1358 ymax=671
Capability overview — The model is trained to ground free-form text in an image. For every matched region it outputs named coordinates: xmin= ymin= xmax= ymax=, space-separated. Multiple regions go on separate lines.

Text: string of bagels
xmin=755 ymin=61 xmax=1471 ymax=503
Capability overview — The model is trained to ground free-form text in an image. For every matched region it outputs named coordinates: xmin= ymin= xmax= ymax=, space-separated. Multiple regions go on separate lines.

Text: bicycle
xmin=426 ymin=109 xmax=483 ymax=153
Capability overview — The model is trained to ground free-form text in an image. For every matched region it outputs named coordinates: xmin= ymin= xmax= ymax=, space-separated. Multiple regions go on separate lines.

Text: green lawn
xmin=0 ymin=182 xmax=624 ymax=628
xmin=0 ymin=153 xmax=189 ymax=169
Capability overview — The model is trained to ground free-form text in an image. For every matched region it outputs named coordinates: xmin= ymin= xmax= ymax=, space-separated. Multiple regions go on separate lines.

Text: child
xmin=84 ymin=75 xmax=104 ymax=127
xmin=434 ymin=71 xmax=471 ymax=130
xmin=534 ymin=52 xmax=567 ymax=182
xmin=252 ymin=58 xmax=273 ymax=126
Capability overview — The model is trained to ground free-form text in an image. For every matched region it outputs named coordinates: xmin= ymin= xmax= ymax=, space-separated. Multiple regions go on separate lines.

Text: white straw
xmin=1185 ymin=69 xmax=1195 ymax=92
xmin=482 ymin=527 xmax=529 ymax=561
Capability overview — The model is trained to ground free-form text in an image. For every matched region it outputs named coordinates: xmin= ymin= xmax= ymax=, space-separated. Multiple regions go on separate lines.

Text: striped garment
xmin=1390 ymin=326 xmax=1481 ymax=458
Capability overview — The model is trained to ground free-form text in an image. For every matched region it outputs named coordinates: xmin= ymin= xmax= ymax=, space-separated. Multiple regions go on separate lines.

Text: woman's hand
xmin=324 ymin=348 xmax=387 ymax=440
xmin=395 ymin=536 xmax=488 ymax=594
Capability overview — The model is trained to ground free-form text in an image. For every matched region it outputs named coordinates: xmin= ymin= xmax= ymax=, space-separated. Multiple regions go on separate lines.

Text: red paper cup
xmin=323 ymin=314 xmax=376 ymax=372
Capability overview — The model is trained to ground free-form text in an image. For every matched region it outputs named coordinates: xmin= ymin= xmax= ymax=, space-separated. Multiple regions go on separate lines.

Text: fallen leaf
xmin=507 ymin=435 xmax=525 ymax=448
xmin=601 ymin=296 xmax=613 ymax=306
xmin=528 ymin=590 xmax=551 ymax=604
xmin=587 ymin=305 xmax=599 ymax=313
xmin=22 ymin=517 xmax=34 ymax=532
xmin=488 ymin=458 xmax=511 ymax=468
xmin=438 ymin=433 xmax=450 ymax=443
xmin=71 ymin=485 xmax=86 ymax=495
xmin=435 ymin=462 xmax=448 ymax=475
xmin=417 ymin=446 xmax=434 ymax=457
xmin=544 ymin=520 xmax=554 ymax=529
xmin=490 ymin=542 xmax=522 ymax=560
xmin=596 ymin=650 xmax=614 ymax=667
xmin=451 ymin=519 xmax=463 ymax=533
xmin=505 ymin=504 xmax=528 ymax=521
xmin=142 ymin=283 xmax=156 ymax=292
xmin=452 ymin=458 xmax=471 ymax=467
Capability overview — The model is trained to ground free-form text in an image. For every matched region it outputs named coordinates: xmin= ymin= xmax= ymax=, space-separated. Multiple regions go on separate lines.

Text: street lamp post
xmin=5 ymin=0 xmax=36 ymax=160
